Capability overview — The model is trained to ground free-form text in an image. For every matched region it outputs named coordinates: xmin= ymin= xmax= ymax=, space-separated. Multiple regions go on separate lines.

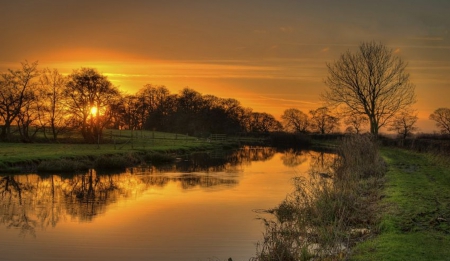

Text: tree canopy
xmin=323 ymin=41 xmax=416 ymax=135
xmin=429 ymin=108 xmax=450 ymax=134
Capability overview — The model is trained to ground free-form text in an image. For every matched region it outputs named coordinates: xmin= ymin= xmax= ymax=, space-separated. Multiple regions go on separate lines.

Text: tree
xmin=323 ymin=41 xmax=416 ymax=135
xmin=248 ymin=112 xmax=282 ymax=133
xmin=309 ymin=107 xmax=339 ymax=134
xmin=343 ymin=114 xmax=368 ymax=134
xmin=15 ymin=88 xmax=41 ymax=142
xmin=121 ymin=94 xmax=141 ymax=130
xmin=64 ymin=68 xmax=120 ymax=143
xmin=37 ymin=68 xmax=69 ymax=141
xmin=281 ymin=108 xmax=309 ymax=133
xmin=429 ymin=108 xmax=450 ymax=134
xmin=136 ymin=84 xmax=170 ymax=130
xmin=388 ymin=110 xmax=418 ymax=140
xmin=0 ymin=61 xmax=39 ymax=141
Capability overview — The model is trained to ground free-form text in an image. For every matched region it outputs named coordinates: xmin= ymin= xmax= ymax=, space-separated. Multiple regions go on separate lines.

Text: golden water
xmin=0 ymin=147 xmax=334 ymax=261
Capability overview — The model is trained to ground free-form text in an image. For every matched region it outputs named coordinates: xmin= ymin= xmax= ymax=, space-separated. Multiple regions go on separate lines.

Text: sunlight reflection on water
xmin=0 ymin=147 xmax=335 ymax=261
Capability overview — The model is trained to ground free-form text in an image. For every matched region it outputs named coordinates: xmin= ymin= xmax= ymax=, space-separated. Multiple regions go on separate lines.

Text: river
xmin=0 ymin=147 xmax=335 ymax=261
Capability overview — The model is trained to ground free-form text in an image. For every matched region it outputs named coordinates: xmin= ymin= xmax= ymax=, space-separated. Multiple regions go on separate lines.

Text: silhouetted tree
xmin=248 ymin=112 xmax=282 ymax=133
xmin=121 ymin=94 xmax=141 ymax=130
xmin=0 ymin=61 xmax=39 ymax=141
xmin=281 ymin=108 xmax=309 ymax=133
xmin=37 ymin=68 xmax=69 ymax=141
xmin=309 ymin=107 xmax=339 ymax=134
xmin=64 ymin=68 xmax=120 ymax=143
xmin=137 ymin=84 xmax=170 ymax=129
xmin=388 ymin=109 xmax=418 ymax=140
xmin=343 ymin=114 xmax=368 ymax=134
xmin=323 ymin=41 xmax=416 ymax=135
xmin=173 ymin=88 xmax=205 ymax=135
xmin=429 ymin=108 xmax=450 ymax=134
xmin=15 ymin=88 xmax=41 ymax=142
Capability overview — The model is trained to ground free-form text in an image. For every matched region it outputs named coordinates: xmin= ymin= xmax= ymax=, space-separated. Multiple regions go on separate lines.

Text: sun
xmin=90 ymin=106 xmax=98 ymax=115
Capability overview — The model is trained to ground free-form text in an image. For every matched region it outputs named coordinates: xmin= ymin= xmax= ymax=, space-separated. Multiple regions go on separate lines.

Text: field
xmin=350 ymin=148 xmax=450 ymax=260
xmin=0 ymin=129 xmax=246 ymax=166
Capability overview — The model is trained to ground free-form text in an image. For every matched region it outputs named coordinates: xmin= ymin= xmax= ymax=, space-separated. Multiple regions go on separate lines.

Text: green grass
xmin=350 ymin=148 xmax=450 ymax=261
xmin=0 ymin=129 xmax=237 ymax=166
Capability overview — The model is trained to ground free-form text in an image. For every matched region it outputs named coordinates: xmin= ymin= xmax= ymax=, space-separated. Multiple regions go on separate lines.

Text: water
xmin=0 ymin=147 xmax=334 ymax=261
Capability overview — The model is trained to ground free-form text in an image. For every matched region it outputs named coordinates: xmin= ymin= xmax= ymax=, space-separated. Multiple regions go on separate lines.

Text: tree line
xmin=1 ymin=42 xmax=449 ymax=143
xmin=0 ymin=61 xmax=351 ymax=143
xmin=0 ymin=62 xmax=282 ymax=143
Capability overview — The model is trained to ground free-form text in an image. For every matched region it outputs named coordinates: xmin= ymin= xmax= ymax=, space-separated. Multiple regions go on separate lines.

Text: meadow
xmin=0 ymin=129 xmax=248 ymax=172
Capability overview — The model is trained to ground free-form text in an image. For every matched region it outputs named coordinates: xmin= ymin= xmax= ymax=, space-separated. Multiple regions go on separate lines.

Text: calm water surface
xmin=0 ymin=147 xmax=334 ymax=261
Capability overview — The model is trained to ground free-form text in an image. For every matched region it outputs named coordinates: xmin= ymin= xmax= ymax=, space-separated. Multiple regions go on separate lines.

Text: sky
xmin=1 ymin=0 xmax=449 ymax=133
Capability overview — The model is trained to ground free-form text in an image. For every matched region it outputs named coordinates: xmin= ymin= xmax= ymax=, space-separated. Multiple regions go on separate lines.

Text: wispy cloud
xmin=280 ymin=26 xmax=293 ymax=33
xmin=409 ymin=36 xmax=444 ymax=41
xmin=257 ymin=96 xmax=319 ymax=105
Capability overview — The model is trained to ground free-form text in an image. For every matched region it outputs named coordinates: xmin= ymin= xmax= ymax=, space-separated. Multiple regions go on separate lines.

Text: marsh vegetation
xmin=252 ymin=135 xmax=386 ymax=260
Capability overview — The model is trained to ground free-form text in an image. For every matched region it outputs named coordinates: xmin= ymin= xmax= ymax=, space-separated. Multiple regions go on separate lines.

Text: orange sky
xmin=1 ymin=0 xmax=449 ymax=133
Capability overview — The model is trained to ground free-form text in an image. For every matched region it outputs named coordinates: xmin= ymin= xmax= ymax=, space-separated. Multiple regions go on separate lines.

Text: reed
xmin=252 ymin=135 xmax=386 ymax=260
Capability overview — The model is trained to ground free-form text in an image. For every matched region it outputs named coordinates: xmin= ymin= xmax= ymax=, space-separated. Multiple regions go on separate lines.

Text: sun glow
xmin=90 ymin=106 xmax=98 ymax=116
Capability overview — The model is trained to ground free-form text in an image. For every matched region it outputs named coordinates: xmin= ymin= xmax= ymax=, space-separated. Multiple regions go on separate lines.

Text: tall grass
xmin=252 ymin=135 xmax=386 ymax=261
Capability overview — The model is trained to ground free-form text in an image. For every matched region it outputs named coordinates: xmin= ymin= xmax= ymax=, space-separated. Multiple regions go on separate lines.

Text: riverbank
xmin=0 ymin=136 xmax=237 ymax=173
xmin=252 ymin=135 xmax=386 ymax=260
xmin=350 ymin=148 xmax=450 ymax=260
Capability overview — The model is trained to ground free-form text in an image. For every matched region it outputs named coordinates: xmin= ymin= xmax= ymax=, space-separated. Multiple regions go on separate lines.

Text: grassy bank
xmin=350 ymin=148 xmax=450 ymax=260
xmin=0 ymin=130 xmax=244 ymax=173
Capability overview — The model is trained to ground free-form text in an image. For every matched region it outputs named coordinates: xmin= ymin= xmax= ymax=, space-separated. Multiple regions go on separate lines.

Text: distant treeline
xmin=0 ymin=62 xmax=286 ymax=143
xmin=2 ymin=61 xmax=448 ymax=144
xmin=0 ymin=61 xmax=342 ymax=143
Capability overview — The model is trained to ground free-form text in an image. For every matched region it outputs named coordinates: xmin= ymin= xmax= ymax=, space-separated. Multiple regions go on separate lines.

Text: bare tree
xmin=16 ymin=90 xmax=41 ymax=142
xmin=323 ymin=41 xmax=416 ymax=135
xmin=38 ymin=68 xmax=69 ymax=141
xmin=429 ymin=108 xmax=450 ymax=134
xmin=0 ymin=61 xmax=39 ymax=141
xmin=388 ymin=109 xmax=418 ymax=140
xmin=65 ymin=68 xmax=120 ymax=143
xmin=309 ymin=107 xmax=339 ymax=134
xmin=281 ymin=108 xmax=309 ymax=133
xmin=343 ymin=114 xmax=368 ymax=134
xmin=248 ymin=112 xmax=282 ymax=133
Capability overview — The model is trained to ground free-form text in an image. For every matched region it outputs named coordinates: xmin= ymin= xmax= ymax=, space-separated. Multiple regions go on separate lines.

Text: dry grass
xmin=252 ymin=135 xmax=386 ymax=261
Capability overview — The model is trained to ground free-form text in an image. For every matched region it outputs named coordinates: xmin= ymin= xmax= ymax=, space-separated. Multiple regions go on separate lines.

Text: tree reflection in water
xmin=0 ymin=146 xmax=282 ymax=237
xmin=308 ymin=150 xmax=337 ymax=177
xmin=281 ymin=149 xmax=309 ymax=167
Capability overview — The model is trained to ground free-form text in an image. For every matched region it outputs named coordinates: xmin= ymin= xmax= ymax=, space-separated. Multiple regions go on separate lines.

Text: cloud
xmin=410 ymin=36 xmax=444 ymax=41
xmin=258 ymin=96 xmax=319 ymax=105
xmin=280 ymin=26 xmax=293 ymax=33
